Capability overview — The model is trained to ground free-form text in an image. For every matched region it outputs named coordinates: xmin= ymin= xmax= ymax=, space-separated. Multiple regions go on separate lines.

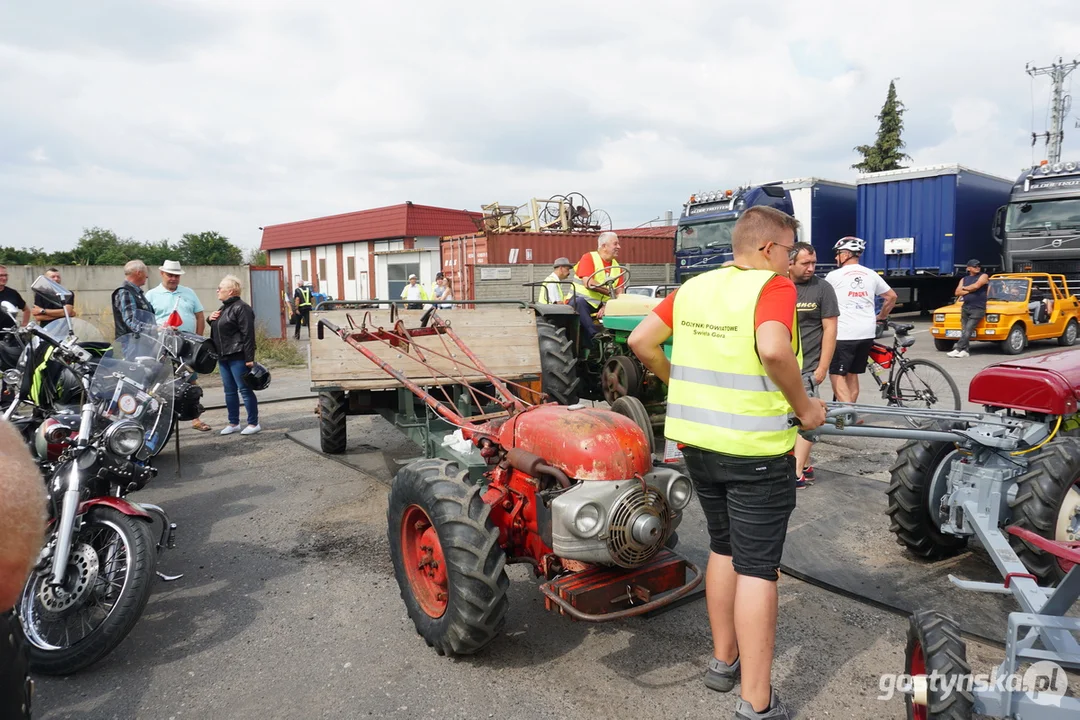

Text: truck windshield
xmin=677 ymin=219 xmax=736 ymax=252
xmin=1005 ymin=198 xmax=1080 ymax=232
xmin=988 ymin=278 xmax=1030 ymax=302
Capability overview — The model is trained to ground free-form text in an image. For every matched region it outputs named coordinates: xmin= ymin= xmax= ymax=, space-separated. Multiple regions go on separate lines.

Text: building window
xmin=388 ymin=262 xmax=421 ymax=301
xmin=318 ymin=259 xmax=327 ymax=282
xmin=346 ymin=256 xmax=356 ymax=281
xmin=301 ymin=260 xmax=309 ymax=281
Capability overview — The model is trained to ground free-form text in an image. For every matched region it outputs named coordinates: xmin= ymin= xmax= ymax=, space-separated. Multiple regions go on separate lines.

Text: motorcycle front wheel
xmin=19 ymin=506 xmax=157 ymax=675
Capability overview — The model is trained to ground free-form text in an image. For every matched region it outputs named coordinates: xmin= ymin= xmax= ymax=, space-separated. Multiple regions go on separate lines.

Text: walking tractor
xmin=809 ymin=348 xmax=1080 ymax=718
xmin=315 ymin=304 xmax=701 ymax=656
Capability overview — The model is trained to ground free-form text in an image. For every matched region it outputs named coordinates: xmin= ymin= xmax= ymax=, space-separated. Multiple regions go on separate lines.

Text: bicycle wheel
xmin=891 ymin=359 xmax=961 ymax=427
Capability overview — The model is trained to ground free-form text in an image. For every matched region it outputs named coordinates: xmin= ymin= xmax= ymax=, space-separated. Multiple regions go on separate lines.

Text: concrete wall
xmin=1 ymin=264 xmax=251 ymax=333
xmin=470 ymin=263 xmax=675 ymax=302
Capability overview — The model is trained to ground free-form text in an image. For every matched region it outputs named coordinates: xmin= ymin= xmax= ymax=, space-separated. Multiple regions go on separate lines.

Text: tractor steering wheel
xmin=585 ymin=265 xmax=631 ymax=297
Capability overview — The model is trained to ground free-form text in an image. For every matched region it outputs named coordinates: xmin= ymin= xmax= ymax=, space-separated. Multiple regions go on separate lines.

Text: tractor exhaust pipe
xmin=506 ymin=448 xmax=572 ymax=489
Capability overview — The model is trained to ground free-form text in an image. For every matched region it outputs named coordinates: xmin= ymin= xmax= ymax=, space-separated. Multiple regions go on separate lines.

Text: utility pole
xmin=1027 ymin=57 xmax=1080 ymax=164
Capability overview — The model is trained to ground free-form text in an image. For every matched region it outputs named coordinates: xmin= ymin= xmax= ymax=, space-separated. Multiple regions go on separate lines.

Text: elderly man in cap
xmin=146 ymin=260 xmax=211 ymax=431
xmin=538 ymin=257 xmax=574 ymax=304
xmin=948 ymin=258 xmax=989 ymax=358
xmin=400 ymin=273 xmax=430 ymax=310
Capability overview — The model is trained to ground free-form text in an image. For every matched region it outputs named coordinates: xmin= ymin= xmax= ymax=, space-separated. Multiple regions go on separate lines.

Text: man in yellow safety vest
xmin=629 ymin=206 xmax=826 ymax=720
xmin=569 ymin=232 xmax=625 ymax=344
xmin=293 ymin=281 xmax=313 ymax=339
xmin=537 ymin=257 xmax=574 ymax=304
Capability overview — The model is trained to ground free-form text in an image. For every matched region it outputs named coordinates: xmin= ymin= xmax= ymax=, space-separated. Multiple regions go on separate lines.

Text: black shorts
xmin=830 ymin=338 xmax=874 ymax=376
xmin=681 ymin=447 xmax=796 ymax=581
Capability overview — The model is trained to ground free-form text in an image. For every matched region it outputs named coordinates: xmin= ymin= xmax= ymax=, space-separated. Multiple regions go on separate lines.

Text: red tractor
xmin=318 ymin=309 xmax=701 ymax=655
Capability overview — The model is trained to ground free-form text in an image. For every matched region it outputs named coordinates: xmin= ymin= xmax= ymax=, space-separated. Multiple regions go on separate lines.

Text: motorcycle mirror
xmin=30 ymin=275 xmax=73 ymax=308
xmin=1 ymin=300 xmax=17 ymax=318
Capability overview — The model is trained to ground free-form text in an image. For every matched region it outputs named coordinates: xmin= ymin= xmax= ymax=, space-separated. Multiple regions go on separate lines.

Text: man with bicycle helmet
xmin=825 ymin=237 xmax=897 ymax=403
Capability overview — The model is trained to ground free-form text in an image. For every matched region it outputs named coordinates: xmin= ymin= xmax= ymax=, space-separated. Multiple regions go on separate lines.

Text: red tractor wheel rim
xmin=401 ymin=505 xmax=448 ymax=618
xmin=909 ymin=640 xmax=927 ymax=720
xmin=1056 ymin=479 xmax=1080 ymax=573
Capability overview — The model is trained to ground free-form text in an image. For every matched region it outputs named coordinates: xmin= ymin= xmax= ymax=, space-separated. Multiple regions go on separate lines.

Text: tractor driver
xmin=629 ymin=206 xmax=826 ymax=720
xmin=570 ymin=232 xmax=625 ymax=345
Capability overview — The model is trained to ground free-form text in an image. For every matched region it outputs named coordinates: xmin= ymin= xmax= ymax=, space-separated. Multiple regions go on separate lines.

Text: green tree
xmin=0 ymin=246 xmax=51 ymax=264
xmin=852 ymin=80 xmax=912 ymax=173
xmin=176 ymin=231 xmax=243 ymax=265
xmin=245 ymin=248 xmax=267 ymax=266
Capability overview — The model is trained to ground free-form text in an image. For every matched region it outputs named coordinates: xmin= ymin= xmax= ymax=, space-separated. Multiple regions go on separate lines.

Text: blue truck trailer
xmin=856 ymin=164 xmax=1013 ymax=312
xmin=993 ymin=160 xmax=1080 ymax=281
xmin=673 ymin=178 xmax=855 ymax=282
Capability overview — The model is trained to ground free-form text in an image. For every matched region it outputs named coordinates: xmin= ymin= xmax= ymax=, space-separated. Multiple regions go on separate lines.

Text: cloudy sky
xmin=2 ymin=1 xmax=1079 ymax=254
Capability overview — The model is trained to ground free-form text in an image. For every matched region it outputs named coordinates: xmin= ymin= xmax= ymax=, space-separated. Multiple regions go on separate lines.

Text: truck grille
xmin=1029 ymin=260 xmax=1080 ymax=280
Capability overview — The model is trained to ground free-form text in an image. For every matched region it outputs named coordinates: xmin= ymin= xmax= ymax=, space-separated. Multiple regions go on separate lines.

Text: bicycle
xmin=867 ymin=320 xmax=961 ymax=426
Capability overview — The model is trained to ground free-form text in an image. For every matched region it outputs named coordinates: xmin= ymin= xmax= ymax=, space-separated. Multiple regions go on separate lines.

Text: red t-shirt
xmin=652 ymin=275 xmax=797 ymax=333
xmin=576 ymin=253 xmax=627 ymax=289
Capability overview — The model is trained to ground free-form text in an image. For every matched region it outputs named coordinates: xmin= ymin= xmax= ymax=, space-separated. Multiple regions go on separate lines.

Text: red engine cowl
xmin=497 ymin=404 xmax=651 ymax=481
xmin=969 ymin=349 xmax=1080 ymax=415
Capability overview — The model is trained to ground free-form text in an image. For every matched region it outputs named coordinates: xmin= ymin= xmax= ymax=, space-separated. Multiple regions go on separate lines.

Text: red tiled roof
xmin=260 ymin=203 xmax=484 ymax=251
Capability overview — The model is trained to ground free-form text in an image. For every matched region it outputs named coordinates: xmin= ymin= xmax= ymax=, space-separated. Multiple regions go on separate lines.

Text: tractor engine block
xmin=550 ymin=466 xmax=691 ymax=568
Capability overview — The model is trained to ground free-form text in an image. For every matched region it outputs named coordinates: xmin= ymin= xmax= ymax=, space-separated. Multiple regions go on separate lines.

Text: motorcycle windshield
xmin=90 ymin=310 xmax=174 ymax=458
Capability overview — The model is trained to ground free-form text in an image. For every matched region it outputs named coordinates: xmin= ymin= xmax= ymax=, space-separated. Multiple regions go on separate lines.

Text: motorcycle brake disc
xmin=38 ymin=544 xmax=100 ymax=613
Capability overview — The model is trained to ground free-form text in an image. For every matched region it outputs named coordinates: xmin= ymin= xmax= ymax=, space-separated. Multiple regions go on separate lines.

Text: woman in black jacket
xmin=208 ymin=275 xmax=260 ymax=435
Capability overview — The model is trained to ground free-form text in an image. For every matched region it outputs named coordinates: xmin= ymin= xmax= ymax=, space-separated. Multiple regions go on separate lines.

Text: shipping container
xmin=439 ymin=229 xmax=676 ymax=302
xmin=778 ymin=178 xmax=857 ymax=255
xmin=855 ymin=165 xmax=1013 ymax=311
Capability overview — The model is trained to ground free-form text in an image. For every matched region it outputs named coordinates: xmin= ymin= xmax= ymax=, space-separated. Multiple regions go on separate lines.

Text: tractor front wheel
xmin=887 ymin=438 xmax=969 ymax=559
xmin=1007 ymin=437 xmax=1080 ymax=585
xmin=904 ymin=611 xmax=973 ymax=719
xmin=387 ymin=459 xmax=509 ymax=656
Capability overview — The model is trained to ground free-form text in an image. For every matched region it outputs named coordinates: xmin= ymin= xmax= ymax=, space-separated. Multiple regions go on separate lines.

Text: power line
xmin=1027 ymin=56 xmax=1080 ymax=163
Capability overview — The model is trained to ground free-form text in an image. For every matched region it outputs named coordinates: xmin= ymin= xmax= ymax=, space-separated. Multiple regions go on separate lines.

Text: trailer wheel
xmin=1007 ymin=437 xmax=1080 ymax=584
xmin=319 ymin=391 xmax=347 ymax=454
xmin=610 ymin=395 xmax=654 ymax=458
xmin=1058 ymin=318 xmax=1078 ymax=347
xmin=537 ymin=320 xmax=580 ymax=405
xmin=388 ymin=459 xmax=509 ymax=656
xmin=904 ymin=611 xmax=973 ymax=720
xmin=1002 ymin=323 xmax=1027 ymax=355
xmin=887 ymin=438 xmax=968 ymax=559
xmin=932 ymin=339 xmax=955 ymax=352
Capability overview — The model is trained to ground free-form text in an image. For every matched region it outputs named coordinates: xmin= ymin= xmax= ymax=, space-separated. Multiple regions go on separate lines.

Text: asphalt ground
xmin=31 ymin=314 xmax=1078 ymax=719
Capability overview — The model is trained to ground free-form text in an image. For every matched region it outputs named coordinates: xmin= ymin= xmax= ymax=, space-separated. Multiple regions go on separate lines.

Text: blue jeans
xmin=219 ymin=357 xmax=258 ymax=427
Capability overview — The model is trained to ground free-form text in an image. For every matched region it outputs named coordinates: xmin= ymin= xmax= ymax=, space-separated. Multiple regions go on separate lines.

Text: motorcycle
xmin=16 ymin=309 xmax=181 ymax=675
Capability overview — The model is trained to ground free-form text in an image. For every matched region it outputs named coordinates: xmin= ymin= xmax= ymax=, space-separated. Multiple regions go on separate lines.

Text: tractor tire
xmin=886 ymin=438 xmax=969 ymax=560
xmin=319 ymin=391 xmax=347 ymax=454
xmin=611 ymin=395 xmax=654 ymax=458
xmin=536 ymin=320 xmax=580 ymax=405
xmin=933 ymin=338 xmax=956 ymax=352
xmin=387 ymin=459 xmax=509 ymax=656
xmin=1059 ymin=318 xmax=1079 ymax=346
xmin=1002 ymin=323 xmax=1027 ymax=355
xmin=1007 ymin=437 xmax=1080 ymax=585
xmin=904 ymin=611 xmax=973 ymax=720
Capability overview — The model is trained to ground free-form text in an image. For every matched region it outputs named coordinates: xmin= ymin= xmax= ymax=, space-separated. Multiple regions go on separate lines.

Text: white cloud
xmin=1 ymin=0 xmax=1079 ymax=252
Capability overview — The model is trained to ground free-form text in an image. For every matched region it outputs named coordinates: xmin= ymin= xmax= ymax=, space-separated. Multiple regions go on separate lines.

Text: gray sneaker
xmin=705 ymin=655 xmax=740 ymax=692
xmin=734 ymin=689 xmax=791 ymax=719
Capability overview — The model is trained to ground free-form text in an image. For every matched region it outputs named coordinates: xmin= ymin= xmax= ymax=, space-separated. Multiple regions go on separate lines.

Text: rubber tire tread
xmin=894 ymin=359 xmax=961 ymax=415
xmin=536 ymin=320 xmax=580 ymax=405
xmin=25 ymin=507 xmax=157 ymax=675
xmin=1059 ymin=318 xmax=1079 ymax=347
xmin=1007 ymin=437 xmax=1080 ymax=585
xmin=610 ymin=395 xmax=654 ymax=458
xmin=387 ymin=459 xmax=509 ymax=656
xmin=887 ymin=438 xmax=969 ymax=559
xmin=932 ymin=338 xmax=956 ymax=352
xmin=904 ymin=610 xmax=973 ymax=720
xmin=319 ymin=390 xmax=347 ymax=454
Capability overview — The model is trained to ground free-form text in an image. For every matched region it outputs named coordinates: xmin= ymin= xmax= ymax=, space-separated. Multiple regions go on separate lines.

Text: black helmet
xmin=243 ymin=362 xmax=271 ymax=391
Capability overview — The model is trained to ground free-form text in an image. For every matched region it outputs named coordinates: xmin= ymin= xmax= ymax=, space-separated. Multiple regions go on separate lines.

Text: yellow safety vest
xmin=538 ymin=272 xmax=566 ymax=304
xmin=297 ymin=287 xmax=312 ymax=309
xmin=665 ymin=266 xmax=801 ymax=457
xmin=573 ymin=252 xmax=621 ymax=306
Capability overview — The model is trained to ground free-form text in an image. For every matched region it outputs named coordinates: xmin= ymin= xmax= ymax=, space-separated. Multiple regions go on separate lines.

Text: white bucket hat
xmin=160 ymin=260 xmax=185 ymax=275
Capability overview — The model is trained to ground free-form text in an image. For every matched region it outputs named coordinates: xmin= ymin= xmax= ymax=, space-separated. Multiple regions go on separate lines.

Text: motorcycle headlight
xmin=3 ymin=369 xmax=19 ymax=386
xmin=666 ymin=475 xmax=693 ymax=511
xmin=572 ymin=502 xmax=604 ymax=539
xmin=104 ymin=421 xmax=145 ymax=457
